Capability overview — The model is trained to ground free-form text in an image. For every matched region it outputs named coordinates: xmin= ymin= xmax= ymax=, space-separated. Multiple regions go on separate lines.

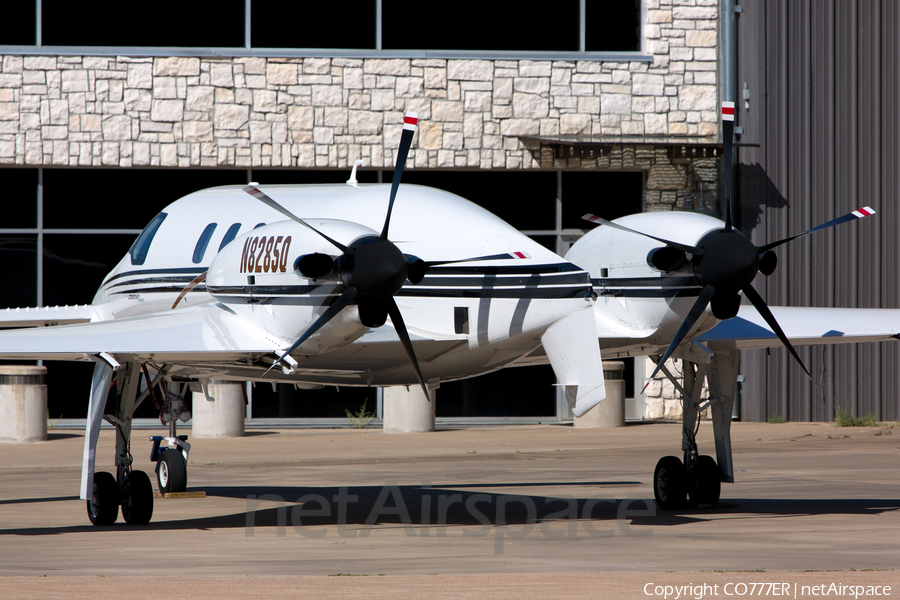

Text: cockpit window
xmin=129 ymin=212 xmax=167 ymax=265
xmin=218 ymin=223 xmax=242 ymax=251
xmin=192 ymin=223 xmax=218 ymax=264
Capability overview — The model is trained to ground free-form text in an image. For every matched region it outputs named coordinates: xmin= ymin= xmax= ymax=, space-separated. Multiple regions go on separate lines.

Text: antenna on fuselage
xmin=346 ymin=160 xmax=364 ymax=187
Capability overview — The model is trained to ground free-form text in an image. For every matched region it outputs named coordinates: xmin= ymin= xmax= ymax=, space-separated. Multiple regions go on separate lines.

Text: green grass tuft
xmin=767 ymin=414 xmax=787 ymax=424
xmin=344 ymin=400 xmax=375 ymax=429
xmin=834 ymin=406 xmax=877 ymax=427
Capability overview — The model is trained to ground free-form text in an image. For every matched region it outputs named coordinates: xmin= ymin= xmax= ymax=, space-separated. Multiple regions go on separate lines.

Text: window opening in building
xmin=0 ymin=1 xmax=36 ymax=45
xmin=218 ymin=223 xmax=242 ymax=251
xmin=0 ymin=235 xmax=37 ymax=309
xmin=561 ymin=171 xmax=643 ymax=229
xmin=129 ymin=213 xmax=167 ymax=266
xmin=251 ymin=1 xmax=376 ymax=49
xmin=586 ymin=0 xmax=641 ymax=51
xmin=44 ymin=169 xmax=246 ymax=230
xmin=4 ymin=169 xmax=38 ymax=229
xmin=192 ymin=223 xmax=218 ymax=264
xmin=383 ymin=0 xmax=579 ymax=51
xmin=46 ymin=233 xmax=135 ymax=305
xmin=399 ymin=171 xmax=556 ymax=230
xmin=41 ymin=0 xmax=244 ymax=47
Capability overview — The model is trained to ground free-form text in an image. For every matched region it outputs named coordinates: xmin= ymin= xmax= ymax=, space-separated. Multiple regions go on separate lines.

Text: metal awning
xmin=520 ymin=135 xmax=722 ymax=160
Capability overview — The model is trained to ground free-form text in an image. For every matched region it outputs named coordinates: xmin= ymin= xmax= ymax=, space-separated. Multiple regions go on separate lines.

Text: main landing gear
xmin=87 ymin=469 xmax=154 ymax=525
xmin=84 ymin=361 xmax=156 ymax=525
xmin=650 ymin=350 xmax=739 ymax=509
xmin=83 ymin=361 xmax=191 ymax=526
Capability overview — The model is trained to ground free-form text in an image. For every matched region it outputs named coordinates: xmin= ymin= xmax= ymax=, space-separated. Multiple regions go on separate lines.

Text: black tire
xmin=688 ymin=455 xmax=721 ymax=506
xmin=122 ymin=470 xmax=154 ymax=525
xmin=653 ymin=455 xmax=687 ymax=510
xmin=157 ymin=448 xmax=187 ymax=494
xmin=86 ymin=471 xmax=119 ymax=526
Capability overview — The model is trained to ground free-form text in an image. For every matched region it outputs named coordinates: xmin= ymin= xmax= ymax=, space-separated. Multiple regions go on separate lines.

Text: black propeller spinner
xmin=243 ymin=112 xmax=529 ymax=403
xmin=584 ymin=101 xmax=876 ymax=385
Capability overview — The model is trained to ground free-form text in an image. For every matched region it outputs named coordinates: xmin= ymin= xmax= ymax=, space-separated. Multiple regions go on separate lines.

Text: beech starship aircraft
xmin=0 ymin=107 xmax=893 ymax=525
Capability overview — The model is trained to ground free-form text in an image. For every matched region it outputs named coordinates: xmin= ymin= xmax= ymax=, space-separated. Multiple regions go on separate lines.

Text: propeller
xmin=243 ymin=112 xmax=430 ymax=401
xmin=244 ymin=112 xmax=533 ymax=404
xmin=584 ymin=101 xmax=876 ymax=386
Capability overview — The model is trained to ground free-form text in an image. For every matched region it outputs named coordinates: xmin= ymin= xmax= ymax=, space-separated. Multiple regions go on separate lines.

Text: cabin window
xmin=192 ymin=223 xmax=218 ymax=264
xmin=129 ymin=212 xmax=167 ymax=266
xmin=454 ymin=307 xmax=469 ymax=335
xmin=254 ymin=222 xmax=266 ymax=229
xmin=218 ymin=223 xmax=242 ymax=251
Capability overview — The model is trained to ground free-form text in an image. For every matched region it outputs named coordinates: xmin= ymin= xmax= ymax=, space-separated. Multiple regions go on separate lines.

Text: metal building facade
xmin=735 ymin=0 xmax=900 ymax=421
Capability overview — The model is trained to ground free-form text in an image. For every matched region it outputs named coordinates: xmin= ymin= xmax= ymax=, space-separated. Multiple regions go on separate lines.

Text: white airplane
xmin=0 ymin=108 xmax=894 ymax=526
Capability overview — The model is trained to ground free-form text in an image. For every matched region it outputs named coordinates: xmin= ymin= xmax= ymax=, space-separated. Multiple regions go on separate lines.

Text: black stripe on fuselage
xmin=420 ymin=272 xmax=588 ymax=287
xmin=593 ymin=275 xmax=702 ymax=299
xmin=427 ymin=262 xmax=584 ymax=275
xmin=103 ymin=267 xmax=207 ymax=286
xmin=592 ymin=275 xmax=700 ymax=288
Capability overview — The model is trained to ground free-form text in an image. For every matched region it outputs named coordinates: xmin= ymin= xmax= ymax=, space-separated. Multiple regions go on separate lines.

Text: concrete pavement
xmin=0 ymin=421 xmax=898 ymax=597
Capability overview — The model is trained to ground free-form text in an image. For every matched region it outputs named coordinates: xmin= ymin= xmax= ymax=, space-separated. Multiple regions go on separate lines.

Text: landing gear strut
xmin=650 ymin=350 xmax=739 ymax=509
xmin=146 ymin=373 xmax=192 ymax=495
xmin=82 ymin=361 xmax=164 ymax=525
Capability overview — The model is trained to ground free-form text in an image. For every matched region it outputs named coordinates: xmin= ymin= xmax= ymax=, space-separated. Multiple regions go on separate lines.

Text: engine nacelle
xmin=207 ymin=219 xmax=378 ymax=356
xmin=566 ymin=211 xmax=724 ymax=338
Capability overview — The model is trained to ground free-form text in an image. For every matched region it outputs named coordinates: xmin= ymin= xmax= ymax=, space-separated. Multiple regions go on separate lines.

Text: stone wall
xmin=0 ymin=1 xmax=718 ymax=170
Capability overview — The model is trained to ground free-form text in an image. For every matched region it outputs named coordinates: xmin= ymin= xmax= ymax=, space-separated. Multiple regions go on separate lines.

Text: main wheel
xmin=122 ymin=470 xmax=154 ymax=525
xmin=87 ymin=471 xmax=118 ymax=525
xmin=157 ymin=448 xmax=187 ymax=494
xmin=653 ymin=456 xmax=687 ymax=509
xmin=688 ymin=455 xmax=721 ymax=506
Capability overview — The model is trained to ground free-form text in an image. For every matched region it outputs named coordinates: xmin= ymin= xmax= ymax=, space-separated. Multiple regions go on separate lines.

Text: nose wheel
xmin=150 ymin=435 xmax=190 ymax=495
xmin=156 ymin=447 xmax=188 ymax=494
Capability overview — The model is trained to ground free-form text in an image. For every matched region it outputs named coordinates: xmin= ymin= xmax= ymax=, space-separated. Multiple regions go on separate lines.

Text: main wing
xmin=0 ymin=304 xmax=269 ymax=363
xmin=696 ymin=305 xmax=900 ymax=349
xmin=0 ymin=305 xmax=96 ymax=329
xmin=0 ymin=303 xmax=469 ymax=384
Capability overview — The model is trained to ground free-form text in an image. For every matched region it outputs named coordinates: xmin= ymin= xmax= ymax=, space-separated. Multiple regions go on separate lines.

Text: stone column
xmin=191 ymin=380 xmax=245 ymax=438
xmin=574 ymin=361 xmax=626 ymax=428
xmin=0 ymin=365 xmax=48 ymax=443
xmin=382 ymin=385 xmax=435 ymax=434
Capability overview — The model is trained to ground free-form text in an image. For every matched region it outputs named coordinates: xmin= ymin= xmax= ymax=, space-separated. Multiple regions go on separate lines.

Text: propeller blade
xmin=757 ymin=206 xmax=876 ymax=254
xmin=243 ymin=185 xmax=351 ymax=254
xmin=171 ymin=271 xmax=207 ymax=309
xmin=721 ymin=101 xmax=735 ymax=232
xmin=381 ymin=112 xmax=418 ymax=241
xmin=423 ymin=251 xmax=532 ymax=268
xmin=267 ymin=287 xmax=359 ymax=374
xmin=582 ymin=214 xmax=701 ymax=256
xmin=645 ymin=285 xmax=716 ymax=388
xmin=386 ymin=297 xmax=432 ymax=406
xmin=741 ymin=285 xmax=812 ymax=381
xmin=406 ymin=252 xmax=532 ymax=284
